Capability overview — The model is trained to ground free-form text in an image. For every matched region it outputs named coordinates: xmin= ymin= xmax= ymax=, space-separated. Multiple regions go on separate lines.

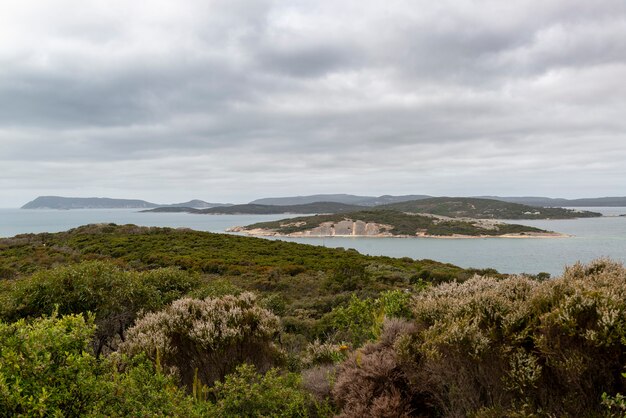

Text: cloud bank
xmin=1 ymin=0 xmax=625 ymax=206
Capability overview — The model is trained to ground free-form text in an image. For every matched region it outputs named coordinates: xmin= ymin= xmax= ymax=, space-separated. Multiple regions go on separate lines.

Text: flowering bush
xmin=121 ymin=292 xmax=281 ymax=388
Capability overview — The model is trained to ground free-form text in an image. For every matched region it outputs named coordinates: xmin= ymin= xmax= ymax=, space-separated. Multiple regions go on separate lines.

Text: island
xmin=227 ymin=210 xmax=566 ymax=238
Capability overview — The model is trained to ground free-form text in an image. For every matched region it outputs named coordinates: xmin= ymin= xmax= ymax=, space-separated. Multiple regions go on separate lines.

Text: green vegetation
xmin=243 ymin=209 xmax=550 ymax=236
xmin=0 ymin=313 xmax=209 ymax=417
xmin=379 ymin=196 xmax=602 ymax=219
xmin=1 ymin=225 xmax=624 ymax=416
xmin=332 ymin=259 xmax=626 ymax=416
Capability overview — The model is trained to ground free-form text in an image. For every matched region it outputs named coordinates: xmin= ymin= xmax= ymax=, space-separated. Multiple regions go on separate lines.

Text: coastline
xmin=226 ymin=227 xmax=570 ymax=239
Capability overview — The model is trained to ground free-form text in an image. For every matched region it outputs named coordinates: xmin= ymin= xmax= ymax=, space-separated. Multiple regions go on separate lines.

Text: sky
xmin=1 ymin=0 xmax=626 ymax=207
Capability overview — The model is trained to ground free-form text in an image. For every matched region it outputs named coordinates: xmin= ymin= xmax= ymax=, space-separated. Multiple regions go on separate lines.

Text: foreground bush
xmin=0 ymin=261 xmax=199 ymax=355
xmin=321 ymin=289 xmax=414 ymax=346
xmin=0 ymin=313 xmax=208 ymax=417
xmin=121 ymin=292 xmax=281 ymax=389
xmin=332 ymin=259 xmax=626 ymax=416
xmin=332 ymin=319 xmax=430 ymax=417
xmin=211 ymin=363 xmax=313 ymax=417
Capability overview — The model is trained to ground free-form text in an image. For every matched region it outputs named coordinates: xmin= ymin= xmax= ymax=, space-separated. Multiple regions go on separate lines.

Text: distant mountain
xmin=249 ymin=194 xmax=432 ymax=206
xmin=143 ymin=202 xmax=366 ymax=215
xmin=165 ymin=200 xmax=232 ymax=209
xmin=379 ymin=197 xmax=601 ymax=219
xmin=251 ymin=194 xmax=626 ymax=208
xmin=145 ymin=197 xmax=600 ymax=219
xmin=22 ymin=196 xmax=159 ymax=209
xmin=21 ymin=196 xmax=231 ymax=210
xmin=483 ymin=196 xmax=626 ymax=207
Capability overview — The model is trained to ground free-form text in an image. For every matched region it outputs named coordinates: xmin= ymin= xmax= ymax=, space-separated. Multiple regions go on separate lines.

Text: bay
xmin=1 ymin=207 xmax=625 ymax=276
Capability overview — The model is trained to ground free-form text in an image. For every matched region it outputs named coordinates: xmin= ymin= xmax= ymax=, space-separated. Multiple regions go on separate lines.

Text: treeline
xmin=0 ymin=225 xmax=625 ymax=416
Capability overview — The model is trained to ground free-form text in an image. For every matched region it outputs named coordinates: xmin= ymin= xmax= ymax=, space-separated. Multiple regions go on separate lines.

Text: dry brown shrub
xmin=332 ymin=318 xmax=434 ymax=417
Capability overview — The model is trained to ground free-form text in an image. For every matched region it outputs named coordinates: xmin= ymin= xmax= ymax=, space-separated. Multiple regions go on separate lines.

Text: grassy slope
xmin=244 ymin=210 xmax=549 ymax=236
xmin=378 ymin=197 xmax=601 ymax=219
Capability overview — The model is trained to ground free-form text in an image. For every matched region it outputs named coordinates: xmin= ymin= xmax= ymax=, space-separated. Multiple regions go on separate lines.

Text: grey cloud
xmin=1 ymin=0 xmax=626 ymax=207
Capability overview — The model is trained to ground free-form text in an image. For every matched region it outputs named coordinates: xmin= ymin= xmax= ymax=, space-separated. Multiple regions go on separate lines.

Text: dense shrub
xmin=332 ymin=319 xmax=429 ymax=417
xmin=322 ymin=290 xmax=414 ymax=346
xmin=120 ymin=292 xmax=281 ymax=389
xmin=0 ymin=313 xmax=207 ymax=417
xmin=210 ymin=364 xmax=313 ymax=417
xmin=407 ymin=259 xmax=626 ymax=416
xmin=336 ymin=259 xmax=626 ymax=416
xmin=0 ymin=261 xmax=200 ymax=355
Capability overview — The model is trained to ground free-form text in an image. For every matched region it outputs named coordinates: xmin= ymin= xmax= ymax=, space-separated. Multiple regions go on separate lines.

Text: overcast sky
xmin=1 ymin=0 xmax=626 ymax=206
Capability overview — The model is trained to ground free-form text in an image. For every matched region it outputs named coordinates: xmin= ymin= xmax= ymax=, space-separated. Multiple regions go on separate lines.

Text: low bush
xmin=0 ymin=312 xmax=208 ymax=417
xmin=210 ymin=364 xmax=313 ymax=417
xmin=0 ymin=261 xmax=200 ymax=355
xmin=120 ymin=292 xmax=281 ymax=389
xmin=332 ymin=319 xmax=428 ymax=417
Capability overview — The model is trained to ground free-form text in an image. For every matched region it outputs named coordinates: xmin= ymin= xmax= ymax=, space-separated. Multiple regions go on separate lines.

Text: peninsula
xmin=228 ymin=210 xmax=564 ymax=238
xmin=145 ymin=197 xmax=600 ymax=219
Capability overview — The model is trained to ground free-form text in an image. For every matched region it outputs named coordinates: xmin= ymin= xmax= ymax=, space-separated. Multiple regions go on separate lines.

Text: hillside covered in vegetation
xmin=0 ymin=225 xmax=624 ymax=416
xmin=236 ymin=210 xmax=556 ymax=237
xmin=143 ymin=196 xmax=601 ymax=220
xmin=381 ymin=197 xmax=602 ymax=219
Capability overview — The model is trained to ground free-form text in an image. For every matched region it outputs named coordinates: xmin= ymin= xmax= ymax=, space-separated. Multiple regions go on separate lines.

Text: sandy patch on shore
xmin=226 ymin=226 xmax=570 ymax=239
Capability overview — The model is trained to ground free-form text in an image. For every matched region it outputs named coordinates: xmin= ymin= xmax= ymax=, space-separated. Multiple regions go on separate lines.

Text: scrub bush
xmin=120 ymin=292 xmax=281 ymax=389
xmin=0 ymin=313 xmax=207 ymax=417
xmin=211 ymin=364 xmax=312 ymax=417
xmin=0 ymin=261 xmax=199 ymax=355
xmin=333 ymin=259 xmax=626 ymax=416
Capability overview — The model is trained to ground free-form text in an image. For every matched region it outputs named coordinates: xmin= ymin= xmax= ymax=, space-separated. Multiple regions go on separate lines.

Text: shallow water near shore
xmin=1 ymin=207 xmax=625 ymax=276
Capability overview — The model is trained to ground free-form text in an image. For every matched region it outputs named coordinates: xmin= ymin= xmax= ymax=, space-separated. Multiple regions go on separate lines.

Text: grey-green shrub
xmin=120 ymin=292 xmax=281 ymax=389
xmin=330 ymin=259 xmax=626 ymax=417
xmin=402 ymin=259 xmax=626 ymax=416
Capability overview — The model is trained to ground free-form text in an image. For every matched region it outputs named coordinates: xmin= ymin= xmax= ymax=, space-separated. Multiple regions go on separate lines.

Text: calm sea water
xmin=1 ymin=207 xmax=625 ymax=276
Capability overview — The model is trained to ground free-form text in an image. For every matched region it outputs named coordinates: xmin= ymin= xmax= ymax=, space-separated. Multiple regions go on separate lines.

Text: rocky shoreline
xmin=226 ymin=226 xmax=569 ymax=239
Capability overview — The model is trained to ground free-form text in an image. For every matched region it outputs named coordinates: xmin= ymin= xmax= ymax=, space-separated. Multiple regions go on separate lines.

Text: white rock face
xmin=297 ymin=220 xmax=393 ymax=236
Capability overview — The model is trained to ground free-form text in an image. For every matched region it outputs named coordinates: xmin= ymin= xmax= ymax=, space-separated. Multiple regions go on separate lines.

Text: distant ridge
xmin=21 ymin=196 xmax=158 ymax=209
xmin=145 ymin=197 xmax=600 ymax=219
xmin=482 ymin=196 xmax=626 ymax=207
xmin=249 ymin=194 xmax=431 ymax=206
xmin=380 ymin=197 xmax=601 ymax=219
xmin=143 ymin=201 xmax=365 ymax=215
xmin=21 ymin=196 xmax=231 ymax=210
xmin=251 ymin=194 xmax=626 ymax=207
